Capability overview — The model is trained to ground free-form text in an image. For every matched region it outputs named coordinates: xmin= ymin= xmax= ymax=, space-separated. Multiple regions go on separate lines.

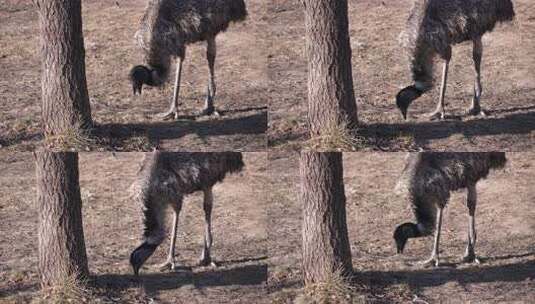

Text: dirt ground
xmin=268 ymin=0 xmax=535 ymax=151
xmin=0 ymin=0 xmax=267 ymax=152
xmin=268 ymin=152 xmax=535 ymax=303
xmin=0 ymin=154 xmax=534 ymax=303
xmin=0 ymin=152 xmax=268 ymax=303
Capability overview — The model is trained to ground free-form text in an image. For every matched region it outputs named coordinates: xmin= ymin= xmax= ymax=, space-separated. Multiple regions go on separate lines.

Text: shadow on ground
xmin=0 ymin=107 xmax=267 ymax=151
xmin=362 ymin=107 xmax=535 ymax=150
xmin=95 ymin=262 xmax=267 ymax=299
xmin=95 ymin=109 xmax=268 ymax=150
xmin=357 ymin=253 xmax=535 ymax=297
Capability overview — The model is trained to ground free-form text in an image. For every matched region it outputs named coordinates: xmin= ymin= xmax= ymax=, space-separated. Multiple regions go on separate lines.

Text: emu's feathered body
xmin=396 ymin=152 xmax=506 ymax=233
xmin=396 ymin=0 xmax=515 ymax=120
xmin=394 ymin=152 xmax=506 ymax=266
xmin=130 ymin=151 xmax=244 ymax=275
xmin=401 ymin=0 xmax=515 ymax=88
xmin=130 ymin=0 xmax=247 ymax=119
xmin=135 ymin=0 xmax=247 ymax=83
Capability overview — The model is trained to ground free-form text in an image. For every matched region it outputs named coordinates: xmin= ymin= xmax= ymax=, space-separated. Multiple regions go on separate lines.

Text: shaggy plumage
xmin=130 ymin=151 xmax=244 ymax=275
xmin=396 ymin=0 xmax=515 ymax=120
xmin=394 ymin=152 xmax=506 ymax=266
xmin=130 ymin=0 xmax=247 ymax=118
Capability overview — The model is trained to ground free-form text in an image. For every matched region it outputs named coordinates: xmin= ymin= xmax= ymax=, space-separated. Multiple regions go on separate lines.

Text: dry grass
xmin=304 ymin=116 xmax=418 ymax=152
xmin=296 ymin=269 xmax=364 ymax=304
xmin=31 ymin=272 xmax=92 ymax=304
xmin=305 ymin=117 xmax=363 ymax=152
xmin=43 ymin=128 xmax=96 ymax=152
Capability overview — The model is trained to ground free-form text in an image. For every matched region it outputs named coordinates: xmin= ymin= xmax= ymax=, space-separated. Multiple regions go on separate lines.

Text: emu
xmin=130 ymin=151 xmax=244 ymax=275
xmin=396 ymin=0 xmax=515 ymax=120
xmin=393 ymin=152 xmax=506 ymax=267
xmin=130 ymin=0 xmax=247 ymax=120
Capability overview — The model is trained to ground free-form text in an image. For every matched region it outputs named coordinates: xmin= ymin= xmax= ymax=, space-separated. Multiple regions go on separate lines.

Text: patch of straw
xmin=296 ymin=267 xmax=365 ymax=304
xmin=306 ymin=115 xmax=367 ymax=151
xmin=32 ymin=271 xmax=92 ymax=304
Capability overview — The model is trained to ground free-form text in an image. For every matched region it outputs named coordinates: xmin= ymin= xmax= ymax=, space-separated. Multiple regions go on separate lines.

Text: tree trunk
xmin=300 ymin=152 xmax=353 ymax=285
xmin=36 ymin=152 xmax=89 ymax=288
xmin=35 ymin=0 xmax=92 ymax=136
xmin=303 ymin=0 xmax=358 ymax=136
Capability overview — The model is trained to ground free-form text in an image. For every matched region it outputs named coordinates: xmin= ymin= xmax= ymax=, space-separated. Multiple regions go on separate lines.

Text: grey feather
xmin=131 ymin=152 xmax=244 ymax=245
xmin=400 ymin=0 xmax=515 ymax=88
xmin=396 ymin=152 xmax=506 ymax=234
xmin=134 ymin=0 xmax=247 ymax=84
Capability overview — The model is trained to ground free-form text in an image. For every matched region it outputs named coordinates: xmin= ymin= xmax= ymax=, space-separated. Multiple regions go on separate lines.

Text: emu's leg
xmin=159 ymin=203 xmax=182 ymax=271
xmin=420 ymin=207 xmax=443 ymax=267
xmin=462 ymin=185 xmax=481 ymax=264
xmin=199 ymin=187 xmax=217 ymax=267
xmin=159 ymin=56 xmax=184 ymax=120
xmin=467 ymin=37 xmax=487 ymax=117
xmin=200 ymin=36 xmax=220 ymax=117
xmin=430 ymin=47 xmax=452 ymax=120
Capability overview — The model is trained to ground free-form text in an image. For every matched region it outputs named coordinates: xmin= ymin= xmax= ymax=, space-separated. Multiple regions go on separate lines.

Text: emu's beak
xmin=133 ymin=83 xmax=142 ymax=95
xmin=400 ymin=108 xmax=407 ymax=120
xmin=133 ymin=264 xmax=139 ymax=276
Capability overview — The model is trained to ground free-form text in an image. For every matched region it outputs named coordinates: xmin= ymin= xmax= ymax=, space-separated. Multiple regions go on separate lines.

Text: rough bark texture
xmin=36 ymin=152 xmax=89 ymax=287
xmin=35 ymin=0 xmax=92 ymax=136
xmin=300 ymin=152 xmax=353 ymax=285
xmin=304 ymin=0 xmax=358 ymax=136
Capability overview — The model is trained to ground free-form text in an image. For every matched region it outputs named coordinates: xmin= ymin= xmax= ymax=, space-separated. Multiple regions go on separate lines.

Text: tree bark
xmin=36 ymin=152 xmax=89 ymax=288
xmin=303 ymin=0 xmax=358 ymax=136
xmin=35 ymin=0 xmax=92 ymax=136
xmin=300 ymin=152 xmax=353 ymax=285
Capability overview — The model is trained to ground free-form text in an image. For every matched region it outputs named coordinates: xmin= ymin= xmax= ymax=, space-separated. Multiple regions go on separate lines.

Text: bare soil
xmin=268 ymin=152 xmax=535 ymax=303
xmin=0 ymin=0 xmax=267 ymax=152
xmin=268 ymin=0 xmax=535 ymax=151
xmin=0 ymin=152 xmax=268 ymax=303
xmin=1 ymin=153 xmax=534 ymax=303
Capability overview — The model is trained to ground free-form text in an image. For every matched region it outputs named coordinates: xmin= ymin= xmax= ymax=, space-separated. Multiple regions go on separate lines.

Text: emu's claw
xmin=419 ymin=256 xmax=440 ymax=268
xmin=198 ymin=258 xmax=217 ymax=267
xmin=159 ymin=260 xmax=177 ymax=271
xmin=200 ymin=106 xmax=221 ymax=117
xmin=461 ymin=253 xmax=481 ymax=264
xmin=158 ymin=109 xmax=179 ymax=120
xmin=428 ymin=111 xmax=445 ymax=121
xmin=466 ymin=107 xmax=487 ymax=117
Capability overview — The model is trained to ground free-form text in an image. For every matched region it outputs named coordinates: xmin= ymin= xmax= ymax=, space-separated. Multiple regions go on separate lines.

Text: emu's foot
xmin=462 ymin=253 xmax=481 ymax=264
xmin=419 ymin=256 xmax=440 ymax=268
xmin=159 ymin=260 xmax=177 ymax=271
xmin=158 ymin=109 xmax=179 ymax=121
xmin=198 ymin=257 xmax=218 ymax=268
xmin=428 ymin=110 xmax=445 ymax=121
xmin=199 ymin=106 xmax=221 ymax=117
xmin=466 ymin=106 xmax=487 ymax=117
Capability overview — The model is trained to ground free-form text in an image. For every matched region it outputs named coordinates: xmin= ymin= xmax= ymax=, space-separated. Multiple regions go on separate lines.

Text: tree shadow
xmin=355 ymin=252 xmax=535 ymax=297
xmin=363 ymin=107 xmax=535 ymax=149
xmin=0 ymin=131 xmax=43 ymax=149
xmin=0 ymin=282 xmax=39 ymax=299
xmin=0 ymin=107 xmax=267 ymax=151
xmin=93 ymin=259 xmax=267 ymax=299
xmin=97 ymin=111 xmax=267 ymax=150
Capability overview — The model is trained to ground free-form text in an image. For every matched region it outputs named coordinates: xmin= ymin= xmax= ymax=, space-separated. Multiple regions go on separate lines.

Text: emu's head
xmin=130 ymin=242 xmax=158 ymax=275
xmin=396 ymin=86 xmax=423 ymax=120
xmin=393 ymin=222 xmax=419 ymax=254
xmin=129 ymin=65 xmax=152 ymax=95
